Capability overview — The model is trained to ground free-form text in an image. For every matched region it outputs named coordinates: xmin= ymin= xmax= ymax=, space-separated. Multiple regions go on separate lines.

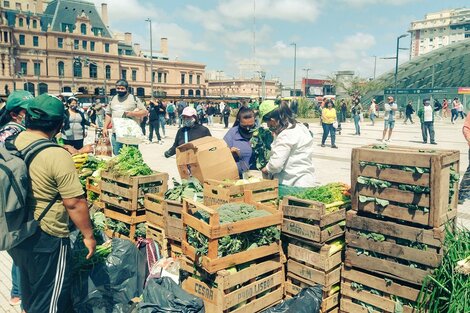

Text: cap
xmin=259 ymin=100 xmax=277 ymax=121
xmin=6 ymin=90 xmax=34 ymax=111
xmin=182 ymin=106 xmax=197 ymax=117
xmin=27 ymin=93 xmax=65 ymax=121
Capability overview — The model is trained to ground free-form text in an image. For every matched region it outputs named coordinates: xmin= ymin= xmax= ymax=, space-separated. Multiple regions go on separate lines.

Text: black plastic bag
xmin=138 ymin=277 xmax=204 ymax=313
xmin=262 ymin=285 xmax=323 ymax=313
xmin=71 ymin=238 xmax=146 ymax=313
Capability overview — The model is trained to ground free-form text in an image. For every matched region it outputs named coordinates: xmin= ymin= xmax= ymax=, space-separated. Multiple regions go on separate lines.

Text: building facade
xmin=206 ymin=78 xmax=280 ymax=99
xmin=0 ymin=0 xmax=207 ymax=97
xmin=409 ymin=8 xmax=470 ymax=59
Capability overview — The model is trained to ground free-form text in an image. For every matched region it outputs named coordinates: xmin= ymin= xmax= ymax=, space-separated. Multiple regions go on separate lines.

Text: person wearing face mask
xmin=0 ymin=90 xmax=33 ymax=145
xmin=259 ymin=101 xmax=316 ymax=188
xmin=102 ymin=79 xmax=148 ymax=155
xmin=62 ymin=97 xmax=96 ymax=150
xmin=322 ymin=99 xmax=339 ymax=147
xmin=224 ymin=107 xmax=257 ymax=177
xmin=164 ymin=107 xmax=211 ymax=158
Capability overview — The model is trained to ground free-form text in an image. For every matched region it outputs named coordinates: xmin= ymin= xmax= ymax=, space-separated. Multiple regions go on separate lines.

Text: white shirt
xmin=266 ymin=123 xmax=316 ymax=187
xmin=384 ymin=102 xmax=397 ymax=121
xmin=370 ymin=103 xmax=377 ymax=114
xmin=424 ymin=105 xmax=433 ymax=122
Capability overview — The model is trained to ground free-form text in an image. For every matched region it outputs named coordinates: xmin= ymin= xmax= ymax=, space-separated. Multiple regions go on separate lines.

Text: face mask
xmin=18 ymin=114 xmax=26 ymax=126
xmin=70 ymin=105 xmax=78 ymax=111
xmin=239 ymin=125 xmax=254 ymax=138
xmin=183 ymin=119 xmax=195 ymax=128
xmin=117 ymin=91 xmax=127 ymax=97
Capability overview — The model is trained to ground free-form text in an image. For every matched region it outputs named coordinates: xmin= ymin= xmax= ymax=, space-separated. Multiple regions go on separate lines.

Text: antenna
xmin=253 ymin=0 xmax=256 ymax=61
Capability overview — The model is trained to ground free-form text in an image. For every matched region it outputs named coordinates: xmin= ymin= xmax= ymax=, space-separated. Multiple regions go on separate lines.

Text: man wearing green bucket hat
xmin=8 ymin=94 xmax=96 ymax=313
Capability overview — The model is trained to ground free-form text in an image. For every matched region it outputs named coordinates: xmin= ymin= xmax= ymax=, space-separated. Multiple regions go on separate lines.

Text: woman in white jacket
xmin=260 ymin=103 xmax=316 ymax=188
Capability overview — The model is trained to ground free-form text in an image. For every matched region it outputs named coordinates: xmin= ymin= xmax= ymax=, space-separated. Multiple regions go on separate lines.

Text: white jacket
xmin=266 ymin=123 xmax=316 ymax=187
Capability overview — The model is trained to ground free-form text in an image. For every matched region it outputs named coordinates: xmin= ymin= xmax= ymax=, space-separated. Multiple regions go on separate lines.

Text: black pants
xmin=459 ymin=149 xmax=470 ymax=202
xmin=421 ymin=122 xmax=435 ymax=143
xmin=63 ymin=139 xmax=84 ymax=150
xmin=8 ymin=229 xmax=73 ymax=313
xmin=169 ymin=113 xmax=176 ymax=125
xmin=404 ymin=113 xmax=413 ymax=123
xmin=223 ymin=116 xmax=229 ymax=128
xmin=321 ymin=123 xmax=336 ymax=146
xmin=148 ymin=120 xmax=161 ymax=142
xmin=140 ymin=121 xmax=147 ymax=136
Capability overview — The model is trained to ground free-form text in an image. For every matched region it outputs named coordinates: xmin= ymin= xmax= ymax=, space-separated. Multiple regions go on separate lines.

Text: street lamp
xmin=394 ymin=34 xmax=409 ymax=102
xmin=257 ymin=70 xmax=266 ymax=100
xmin=290 ymin=42 xmax=296 ymax=97
xmin=145 ymin=18 xmax=154 ymax=99
xmin=302 ymin=68 xmax=311 ymax=96
xmin=371 ymin=56 xmax=377 ymax=80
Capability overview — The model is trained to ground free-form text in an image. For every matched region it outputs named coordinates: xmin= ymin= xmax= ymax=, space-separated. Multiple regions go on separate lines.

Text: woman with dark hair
xmin=259 ymin=101 xmax=316 ymax=187
xmin=224 ymin=107 xmax=257 ymax=177
xmin=62 ymin=97 xmax=96 ymax=150
xmin=321 ymin=100 xmax=338 ymax=147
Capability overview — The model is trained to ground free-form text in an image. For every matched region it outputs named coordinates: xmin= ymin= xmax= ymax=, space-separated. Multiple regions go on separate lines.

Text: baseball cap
xmin=6 ymin=90 xmax=34 ymax=111
xmin=182 ymin=106 xmax=197 ymax=117
xmin=27 ymin=93 xmax=65 ymax=121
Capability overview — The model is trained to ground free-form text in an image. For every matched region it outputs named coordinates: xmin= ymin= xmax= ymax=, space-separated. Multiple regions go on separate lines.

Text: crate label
xmin=194 ymin=282 xmax=214 ymax=301
xmin=237 ymin=276 xmax=275 ymax=302
xmin=283 ymin=220 xmax=318 ymax=240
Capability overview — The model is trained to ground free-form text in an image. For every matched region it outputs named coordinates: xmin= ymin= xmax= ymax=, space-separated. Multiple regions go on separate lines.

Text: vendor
xmin=62 ymin=97 xmax=97 ymax=150
xmin=260 ymin=101 xmax=316 ymax=187
xmin=164 ymin=107 xmax=211 ymax=158
xmin=224 ymin=107 xmax=257 ymax=177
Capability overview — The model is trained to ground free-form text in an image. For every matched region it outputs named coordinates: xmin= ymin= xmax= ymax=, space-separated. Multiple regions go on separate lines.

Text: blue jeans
xmin=11 ymin=264 xmax=21 ymax=298
xmin=111 ymin=133 xmax=138 ymax=156
xmin=158 ymin=115 xmax=166 ymax=136
xmin=370 ymin=113 xmax=376 ymax=125
xmin=353 ymin=114 xmax=361 ymax=134
xmin=321 ymin=123 xmax=336 ymax=146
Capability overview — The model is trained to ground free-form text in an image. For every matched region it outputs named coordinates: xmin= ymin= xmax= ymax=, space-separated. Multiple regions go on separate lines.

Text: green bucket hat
xmin=6 ymin=90 xmax=34 ymax=111
xmin=27 ymin=94 xmax=65 ymax=121
xmin=259 ymin=100 xmax=278 ymax=121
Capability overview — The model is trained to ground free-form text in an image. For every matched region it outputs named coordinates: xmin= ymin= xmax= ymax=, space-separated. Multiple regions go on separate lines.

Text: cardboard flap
xmin=177 ymin=136 xmax=229 ymax=152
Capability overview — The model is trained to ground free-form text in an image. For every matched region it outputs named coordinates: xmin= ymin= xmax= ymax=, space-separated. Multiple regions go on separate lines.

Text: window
xmin=105 ymin=65 xmax=111 ymax=80
xmin=57 ymin=37 xmax=63 ymax=48
xmin=34 ymin=62 xmax=40 ymax=76
xmin=3 ymin=1 xmax=10 ymax=8
xmin=74 ymin=39 xmax=79 ymax=50
xmin=19 ymin=34 xmax=25 ymax=45
xmin=90 ymin=41 xmax=95 ymax=51
xmin=33 ymin=36 xmax=39 ymax=47
xmin=73 ymin=60 xmax=82 ymax=78
xmin=105 ymin=43 xmax=110 ymax=53
xmin=164 ymin=73 xmax=167 ymax=83
xmin=32 ymin=20 xmax=37 ymax=29
xmin=20 ymin=62 xmax=27 ymax=75
xmin=158 ymin=72 xmax=162 ymax=83
xmin=180 ymin=89 xmax=185 ymax=96
xmin=151 ymin=71 xmax=155 ymax=83
xmin=82 ymin=40 xmax=87 ymax=50
xmin=18 ymin=18 xmax=23 ymax=27
xmin=121 ymin=69 xmax=127 ymax=80
xmin=15 ymin=2 xmax=20 ymax=10
xmin=181 ymin=73 xmax=185 ymax=84
xmin=132 ymin=70 xmax=137 ymax=81
xmin=189 ymin=74 xmax=193 ymax=84
xmin=92 ymin=27 xmax=103 ymax=36
xmin=58 ymin=61 xmax=64 ymax=77
xmin=80 ymin=23 xmax=87 ymax=35
xmin=125 ymin=50 xmax=132 ymax=56
xmin=197 ymin=75 xmax=200 ymax=85
xmin=89 ymin=63 xmax=97 ymax=79
xmin=61 ymin=23 xmax=73 ymax=33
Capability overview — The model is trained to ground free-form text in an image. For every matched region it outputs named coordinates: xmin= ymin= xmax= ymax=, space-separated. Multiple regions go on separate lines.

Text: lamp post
xmin=371 ymin=55 xmax=377 ymax=80
xmin=145 ymin=18 xmax=154 ymax=99
xmin=394 ymin=34 xmax=409 ymax=102
xmin=290 ymin=42 xmax=296 ymax=97
xmin=302 ymin=68 xmax=311 ymax=96
xmin=257 ymin=70 xmax=266 ymax=100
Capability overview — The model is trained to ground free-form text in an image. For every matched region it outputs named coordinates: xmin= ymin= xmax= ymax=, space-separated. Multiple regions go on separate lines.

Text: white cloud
xmin=88 ymin=0 xmax=165 ymax=22
xmin=339 ymin=0 xmax=418 ymax=7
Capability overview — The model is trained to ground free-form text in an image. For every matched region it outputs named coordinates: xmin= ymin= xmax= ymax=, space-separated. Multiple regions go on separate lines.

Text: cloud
xmin=182 ymin=5 xmax=228 ymax=32
xmin=338 ymin=0 xmax=418 ymax=7
xmin=88 ymin=0 xmax=165 ymax=22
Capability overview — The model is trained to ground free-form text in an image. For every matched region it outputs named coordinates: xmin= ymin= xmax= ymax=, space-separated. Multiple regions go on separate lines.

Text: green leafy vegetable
xmin=251 ymin=127 xmax=273 ymax=170
xmin=165 ymin=178 xmax=203 ymax=203
xmin=106 ymin=146 xmax=153 ymax=176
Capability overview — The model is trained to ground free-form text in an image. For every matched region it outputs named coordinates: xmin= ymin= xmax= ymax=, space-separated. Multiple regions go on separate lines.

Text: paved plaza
xmin=1 ymin=116 xmax=469 ymax=312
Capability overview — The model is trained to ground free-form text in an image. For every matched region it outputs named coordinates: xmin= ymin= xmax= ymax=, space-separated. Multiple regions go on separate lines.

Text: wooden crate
xmin=281 ymin=196 xmax=347 ymax=243
xmin=203 ymin=179 xmax=278 ymax=206
xmin=103 ymin=204 xmax=146 ymax=240
xmin=351 ymin=145 xmax=460 ymax=227
xmin=340 ymin=266 xmax=423 ymax=313
xmin=168 ymin=239 xmax=182 ymax=258
xmin=144 ymin=194 xmax=165 ymax=229
xmin=345 ymin=210 xmax=447 ymax=285
xmin=164 ymin=198 xmax=184 ymax=241
xmin=101 ymin=171 xmax=168 ymax=211
xmin=287 ymin=260 xmax=341 ymax=288
xmin=181 ymin=256 xmax=284 ymax=313
xmin=285 ymin=274 xmax=340 ymax=313
xmin=182 ymin=199 xmax=283 ymax=273
xmin=86 ymin=176 xmax=101 ymax=194
xmin=146 ymin=222 xmax=169 ymax=258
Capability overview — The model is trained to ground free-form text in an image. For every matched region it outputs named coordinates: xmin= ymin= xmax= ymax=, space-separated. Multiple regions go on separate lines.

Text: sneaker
xmin=331 ymin=145 xmax=338 ymax=149
xmin=430 ymin=141 xmax=437 ymax=145
xmin=381 ymin=139 xmax=386 ymax=143
xmin=9 ymin=297 xmax=21 ymax=306
xmin=158 ymin=140 xmax=163 ymax=145
xmin=321 ymin=144 xmax=326 ymax=147
xmin=423 ymin=141 xmax=427 ymax=144
xmin=386 ymin=139 xmax=392 ymax=143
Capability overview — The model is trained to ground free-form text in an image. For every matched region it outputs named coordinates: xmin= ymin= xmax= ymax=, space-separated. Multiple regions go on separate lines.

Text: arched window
xmin=58 ymin=61 xmax=64 ymax=77
xmin=19 ymin=18 xmax=24 ymax=27
xmin=195 ymin=90 xmax=201 ymax=97
xmin=73 ymin=60 xmax=82 ymax=78
xmin=180 ymin=89 xmax=185 ymax=96
xmin=80 ymin=23 xmax=87 ymax=35
xmin=188 ymin=90 xmax=194 ymax=97
xmin=105 ymin=65 xmax=111 ymax=80
xmin=89 ymin=63 xmax=97 ymax=79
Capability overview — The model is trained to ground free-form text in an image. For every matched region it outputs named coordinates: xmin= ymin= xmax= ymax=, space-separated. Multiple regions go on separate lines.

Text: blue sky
xmin=91 ymin=0 xmax=469 ymax=86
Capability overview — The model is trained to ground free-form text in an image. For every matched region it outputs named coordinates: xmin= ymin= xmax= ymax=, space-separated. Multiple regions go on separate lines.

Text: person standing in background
xmin=177 ymin=100 xmax=186 ymax=128
xmin=148 ymin=100 xmax=162 ymax=144
xmin=418 ymin=99 xmax=437 ymax=144
xmin=156 ymin=100 xmax=166 ymax=138
xmin=458 ymin=100 xmax=467 ymax=119
xmin=451 ymin=97 xmax=459 ymax=124
xmin=321 ymin=100 xmax=338 ymax=148
xmin=442 ymin=98 xmax=449 ymax=119
xmin=207 ymin=103 xmax=216 ymax=126
xmin=166 ymin=101 xmax=176 ymax=126
xmin=94 ymin=100 xmax=105 ymax=128
xmin=381 ymin=96 xmax=398 ymax=143
xmin=340 ymin=99 xmax=347 ymax=123
xmin=222 ymin=103 xmax=231 ymax=128
xmin=351 ymin=99 xmax=362 ymax=136
xmin=404 ymin=101 xmax=415 ymax=124
xmin=62 ymin=97 xmax=96 ymax=150
xmin=369 ymin=99 xmax=377 ymax=126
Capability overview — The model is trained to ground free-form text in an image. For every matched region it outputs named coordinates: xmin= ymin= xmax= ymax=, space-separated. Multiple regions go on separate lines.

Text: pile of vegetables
xmin=187 ymin=203 xmax=280 ymax=258
xmin=417 ymin=227 xmax=470 ymax=313
xmin=222 ymin=176 xmax=263 ymax=186
xmin=165 ymin=178 xmax=204 ymax=203
xmin=251 ymin=127 xmax=273 ymax=170
xmin=293 ymin=183 xmax=351 ymax=214
xmin=76 ymin=155 xmax=107 ymax=190
xmin=105 ymin=146 xmax=152 ymax=176
xmin=106 ymin=218 xmax=146 ymax=239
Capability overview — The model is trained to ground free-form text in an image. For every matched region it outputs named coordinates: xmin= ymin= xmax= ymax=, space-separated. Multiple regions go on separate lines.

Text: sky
xmin=90 ymin=0 xmax=469 ymax=87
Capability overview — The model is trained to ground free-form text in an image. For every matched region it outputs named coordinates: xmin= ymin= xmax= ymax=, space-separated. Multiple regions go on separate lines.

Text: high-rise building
xmin=0 ymin=0 xmax=206 ymax=97
xmin=409 ymin=8 xmax=470 ymax=59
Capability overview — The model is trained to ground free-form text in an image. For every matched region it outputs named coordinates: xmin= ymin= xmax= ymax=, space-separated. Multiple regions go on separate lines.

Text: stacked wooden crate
xmin=341 ymin=145 xmax=459 ymax=313
xmin=100 ymin=170 xmax=168 ymax=241
xmin=282 ymin=196 xmax=348 ymax=313
xmin=86 ymin=176 xmax=104 ymax=209
xmin=180 ymin=199 xmax=284 ymax=313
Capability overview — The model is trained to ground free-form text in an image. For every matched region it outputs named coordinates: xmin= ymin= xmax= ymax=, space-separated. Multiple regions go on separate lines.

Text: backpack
xmin=0 ymin=138 xmax=60 ymax=251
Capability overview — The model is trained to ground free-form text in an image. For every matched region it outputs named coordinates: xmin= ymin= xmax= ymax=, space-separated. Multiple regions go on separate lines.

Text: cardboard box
xmin=176 ymin=137 xmax=238 ymax=183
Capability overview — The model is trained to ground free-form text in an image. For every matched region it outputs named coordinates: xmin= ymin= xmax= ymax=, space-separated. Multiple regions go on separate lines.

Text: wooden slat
xmin=86 ymin=176 xmax=101 ymax=194
xmin=358 ymin=165 xmax=430 ymax=187
xmin=340 ymin=298 xmax=380 ymax=313
xmin=282 ymin=218 xmax=345 ymax=243
xmin=101 ymin=193 xmax=133 ymax=211
xmin=288 ymin=243 xmax=343 ymax=272
xmin=101 ymin=181 xmax=132 ymax=198
xmin=287 ymin=259 xmax=341 ymax=287
xmin=220 ymin=258 xmax=282 ymax=289
xmin=357 ymin=185 xmax=430 ymax=207
xmin=146 ymin=210 xmax=164 ymax=229
xmin=354 ymin=147 xmax=433 ymax=168
xmin=357 ymin=201 xmax=429 ymax=226
xmin=103 ymin=207 xmax=146 ymax=224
